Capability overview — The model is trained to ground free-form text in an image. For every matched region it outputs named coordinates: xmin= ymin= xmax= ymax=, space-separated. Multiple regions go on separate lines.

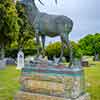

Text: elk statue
xmin=17 ymin=0 xmax=73 ymax=67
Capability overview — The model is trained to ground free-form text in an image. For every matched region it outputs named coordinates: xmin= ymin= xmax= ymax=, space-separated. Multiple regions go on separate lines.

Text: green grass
xmin=0 ymin=66 xmax=21 ymax=100
xmin=0 ymin=60 xmax=100 ymax=100
xmin=85 ymin=61 xmax=100 ymax=100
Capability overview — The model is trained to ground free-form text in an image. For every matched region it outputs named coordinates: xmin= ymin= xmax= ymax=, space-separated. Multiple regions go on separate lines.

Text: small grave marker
xmin=16 ymin=50 xmax=24 ymax=70
xmin=0 ymin=59 xmax=5 ymax=69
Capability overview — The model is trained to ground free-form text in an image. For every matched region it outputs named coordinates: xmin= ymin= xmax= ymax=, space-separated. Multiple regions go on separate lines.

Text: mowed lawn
xmin=0 ymin=61 xmax=100 ymax=100
xmin=0 ymin=66 xmax=21 ymax=100
xmin=85 ymin=61 xmax=100 ymax=100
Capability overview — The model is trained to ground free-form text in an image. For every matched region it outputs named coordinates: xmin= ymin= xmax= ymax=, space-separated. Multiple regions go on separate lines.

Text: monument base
xmin=15 ymin=91 xmax=90 ymax=100
xmin=15 ymin=64 xmax=90 ymax=100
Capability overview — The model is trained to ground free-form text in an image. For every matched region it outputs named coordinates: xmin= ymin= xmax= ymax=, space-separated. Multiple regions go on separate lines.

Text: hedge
xmin=5 ymin=48 xmax=37 ymax=59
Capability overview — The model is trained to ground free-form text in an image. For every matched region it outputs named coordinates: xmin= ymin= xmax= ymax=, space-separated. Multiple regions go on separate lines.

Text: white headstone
xmin=16 ymin=50 xmax=24 ymax=70
xmin=0 ymin=59 xmax=5 ymax=69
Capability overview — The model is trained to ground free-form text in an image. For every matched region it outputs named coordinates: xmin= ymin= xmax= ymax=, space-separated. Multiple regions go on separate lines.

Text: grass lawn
xmin=0 ymin=61 xmax=100 ymax=100
xmin=85 ymin=61 xmax=100 ymax=100
xmin=0 ymin=66 xmax=21 ymax=100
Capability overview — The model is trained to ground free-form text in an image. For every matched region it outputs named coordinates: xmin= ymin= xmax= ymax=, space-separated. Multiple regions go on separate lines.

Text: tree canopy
xmin=7 ymin=2 xmax=35 ymax=49
xmin=79 ymin=33 xmax=100 ymax=56
xmin=0 ymin=0 xmax=20 ymax=47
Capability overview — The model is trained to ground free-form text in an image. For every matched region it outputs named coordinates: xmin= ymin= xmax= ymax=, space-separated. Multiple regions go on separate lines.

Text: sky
xmin=35 ymin=0 xmax=100 ymax=44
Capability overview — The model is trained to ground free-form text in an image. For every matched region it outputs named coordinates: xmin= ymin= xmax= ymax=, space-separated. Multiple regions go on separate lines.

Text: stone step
xmin=20 ymin=76 xmax=83 ymax=98
xmin=15 ymin=91 xmax=90 ymax=100
xmin=21 ymin=80 xmax=64 ymax=97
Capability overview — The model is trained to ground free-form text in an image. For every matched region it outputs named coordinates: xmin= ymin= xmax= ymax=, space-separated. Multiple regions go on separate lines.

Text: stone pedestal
xmin=15 ymin=64 xmax=90 ymax=100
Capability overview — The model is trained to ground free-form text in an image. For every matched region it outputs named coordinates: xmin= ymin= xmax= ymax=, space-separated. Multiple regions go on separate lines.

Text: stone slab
xmin=15 ymin=91 xmax=90 ymax=100
xmin=21 ymin=80 xmax=64 ymax=97
xmin=22 ymin=66 xmax=83 ymax=76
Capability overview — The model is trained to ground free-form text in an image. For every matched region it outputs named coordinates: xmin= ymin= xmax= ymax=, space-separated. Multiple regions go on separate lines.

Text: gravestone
xmin=81 ymin=61 xmax=89 ymax=67
xmin=81 ymin=57 xmax=89 ymax=67
xmin=0 ymin=59 xmax=5 ymax=69
xmin=0 ymin=49 xmax=5 ymax=69
xmin=93 ymin=53 xmax=100 ymax=61
xmin=16 ymin=50 xmax=24 ymax=70
xmin=4 ymin=57 xmax=16 ymax=65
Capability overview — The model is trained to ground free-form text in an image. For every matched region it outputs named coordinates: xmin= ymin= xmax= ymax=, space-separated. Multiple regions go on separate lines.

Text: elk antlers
xmin=38 ymin=0 xmax=58 ymax=5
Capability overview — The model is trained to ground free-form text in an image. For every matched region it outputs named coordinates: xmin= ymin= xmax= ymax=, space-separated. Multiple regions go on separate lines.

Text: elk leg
xmin=41 ymin=35 xmax=45 ymax=58
xmin=63 ymin=33 xmax=73 ymax=68
xmin=57 ymin=35 xmax=64 ymax=64
xmin=35 ymin=29 xmax=40 ymax=58
xmin=68 ymin=41 xmax=73 ymax=68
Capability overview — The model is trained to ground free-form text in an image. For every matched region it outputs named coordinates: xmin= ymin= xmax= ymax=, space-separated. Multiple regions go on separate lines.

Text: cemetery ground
xmin=0 ymin=58 xmax=100 ymax=100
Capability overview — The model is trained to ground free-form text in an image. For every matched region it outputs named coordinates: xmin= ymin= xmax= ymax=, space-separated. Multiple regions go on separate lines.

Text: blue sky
xmin=36 ymin=0 xmax=100 ymax=44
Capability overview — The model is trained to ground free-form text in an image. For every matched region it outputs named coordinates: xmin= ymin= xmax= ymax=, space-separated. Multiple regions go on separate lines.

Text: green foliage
xmin=79 ymin=34 xmax=94 ymax=55
xmin=45 ymin=41 xmax=81 ymax=60
xmin=5 ymin=48 xmax=37 ymax=58
xmin=79 ymin=33 xmax=100 ymax=56
xmin=94 ymin=33 xmax=100 ymax=53
xmin=45 ymin=42 xmax=62 ymax=59
xmin=24 ymin=39 xmax=36 ymax=49
xmin=23 ymin=48 xmax=37 ymax=57
xmin=8 ymin=39 xmax=36 ymax=49
xmin=0 ymin=0 xmax=20 ymax=46
xmin=15 ymin=2 xmax=35 ymax=49
xmin=71 ymin=41 xmax=82 ymax=59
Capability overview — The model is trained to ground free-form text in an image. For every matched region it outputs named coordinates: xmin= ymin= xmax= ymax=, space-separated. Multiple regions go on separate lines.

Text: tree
xmin=79 ymin=34 xmax=94 ymax=55
xmin=71 ymin=41 xmax=82 ymax=59
xmin=7 ymin=2 xmax=35 ymax=49
xmin=0 ymin=0 xmax=19 ymax=66
xmin=79 ymin=33 xmax=100 ymax=60
xmin=15 ymin=2 xmax=35 ymax=49
xmin=94 ymin=33 xmax=100 ymax=53
xmin=45 ymin=42 xmax=62 ymax=59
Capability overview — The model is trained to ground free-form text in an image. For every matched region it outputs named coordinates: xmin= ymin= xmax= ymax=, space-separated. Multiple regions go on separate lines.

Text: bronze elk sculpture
xmin=17 ymin=0 xmax=73 ymax=67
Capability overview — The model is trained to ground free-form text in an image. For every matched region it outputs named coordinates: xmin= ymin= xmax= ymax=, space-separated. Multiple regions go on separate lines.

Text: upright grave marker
xmin=0 ymin=49 xmax=5 ymax=69
xmin=16 ymin=50 xmax=24 ymax=70
xmin=0 ymin=59 xmax=5 ymax=69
